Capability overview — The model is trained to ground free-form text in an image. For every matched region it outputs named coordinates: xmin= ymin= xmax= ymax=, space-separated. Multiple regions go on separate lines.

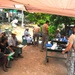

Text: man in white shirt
xmin=24 ymin=28 xmax=32 ymax=44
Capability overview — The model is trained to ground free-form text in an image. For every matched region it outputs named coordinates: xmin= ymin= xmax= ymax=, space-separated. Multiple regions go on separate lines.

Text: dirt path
xmin=0 ymin=45 xmax=67 ymax=75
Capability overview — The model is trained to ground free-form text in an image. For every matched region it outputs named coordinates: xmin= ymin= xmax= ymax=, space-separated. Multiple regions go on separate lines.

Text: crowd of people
xmin=0 ymin=31 xmax=23 ymax=72
xmin=23 ymin=21 xmax=75 ymax=75
xmin=23 ymin=21 xmax=49 ymax=50
xmin=23 ymin=21 xmax=66 ymax=50
xmin=0 ymin=21 xmax=75 ymax=75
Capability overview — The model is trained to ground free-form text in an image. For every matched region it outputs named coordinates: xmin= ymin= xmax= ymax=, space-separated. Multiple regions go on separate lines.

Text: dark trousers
xmin=0 ymin=53 xmax=8 ymax=69
xmin=10 ymin=46 xmax=22 ymax=57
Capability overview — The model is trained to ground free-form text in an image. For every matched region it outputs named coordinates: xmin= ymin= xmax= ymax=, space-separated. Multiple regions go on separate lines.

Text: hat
xmin=57 ymin=29 xmax=60 ymax=32
xmin=26 ymin=27 xmax=29 ymax=29
xmin=11 ymin=31 xmax=17 ymax=35
xmin=25 ymin=27 xmax=29 ymax=31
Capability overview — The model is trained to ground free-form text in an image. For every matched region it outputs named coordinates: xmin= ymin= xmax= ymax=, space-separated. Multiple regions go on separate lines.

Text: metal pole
xmin=8 ymin=12 xmax=10 ymax=22
xmin=21 ymin=10 xmax=24 ymax=27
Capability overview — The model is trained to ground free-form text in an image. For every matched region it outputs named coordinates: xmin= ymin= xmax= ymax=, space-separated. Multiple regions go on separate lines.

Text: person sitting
xmin=0 ymin=50 xmax=8 ymax=72
xmin=0 ymin=37 xmax=14 ymax=72
xmin=8 ymin=31 xmax=23 ymax=58
xmin=55 ymin=29 xmax=61 ymax=38
xmin=24 ymin=27 xmax=30 ymax=38
xmin=0 ymin=33 xmax=8 ymax=72
xmin=24 ymin=27 xmax=32 ymax=45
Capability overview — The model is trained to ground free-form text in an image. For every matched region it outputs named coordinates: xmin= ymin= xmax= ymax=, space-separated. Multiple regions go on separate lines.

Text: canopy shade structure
xmin=10 ymin=0 xmax=75 ymax=17
xmin=0 ymin=0 xmax=26 ymax=11
xmin=1 ymin=0 xmax=75 ymax=17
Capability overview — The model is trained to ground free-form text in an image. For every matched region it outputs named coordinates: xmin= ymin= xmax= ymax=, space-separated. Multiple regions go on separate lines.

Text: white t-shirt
xmin=24 ymin=31 xmax=30 ymax=36
xmin=8 ymin=36 xmax=17 ymax=46
xmin=26 ymin=36 xmax=32 ymax=43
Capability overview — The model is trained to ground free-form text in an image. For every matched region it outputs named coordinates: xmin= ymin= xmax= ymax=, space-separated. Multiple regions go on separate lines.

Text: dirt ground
xmin=0 ymin=25 xmax=67 ymax=75
xmin=0 ymin=45 xmax=67 ymax=75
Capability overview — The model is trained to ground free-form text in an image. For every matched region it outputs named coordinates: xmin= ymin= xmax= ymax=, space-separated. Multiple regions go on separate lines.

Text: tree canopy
xmin=25 ymin=12 xmax=75 ymax=28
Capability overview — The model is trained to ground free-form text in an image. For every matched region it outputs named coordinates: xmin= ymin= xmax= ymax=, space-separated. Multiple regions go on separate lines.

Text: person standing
xmin=62 ymin=26 xmax=75 ymax=75
xmin=33 ymin=25 xmax=40 ymax=45
xmin=41 ymin=21 xmax=49 ymax=52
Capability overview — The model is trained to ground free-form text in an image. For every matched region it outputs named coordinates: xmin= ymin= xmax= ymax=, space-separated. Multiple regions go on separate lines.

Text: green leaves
xmin=48 ymin=25 xmax=56 ymax=40
xmin=48 ymin=25 xmax=56 ymax=34
xmin=50 ymin=15 xmax=75 ymax=27
xmin=26 ymin=13 xmax=50 ymax=25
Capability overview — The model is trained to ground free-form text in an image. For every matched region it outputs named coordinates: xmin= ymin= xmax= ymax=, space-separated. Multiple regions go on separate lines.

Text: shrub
xmin=48 ymin=25 xmax=56 ymax=40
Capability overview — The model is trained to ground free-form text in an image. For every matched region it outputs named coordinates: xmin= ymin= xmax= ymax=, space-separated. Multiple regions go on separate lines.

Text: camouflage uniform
xmin=67 ymin=34 xmax=75 ymax=75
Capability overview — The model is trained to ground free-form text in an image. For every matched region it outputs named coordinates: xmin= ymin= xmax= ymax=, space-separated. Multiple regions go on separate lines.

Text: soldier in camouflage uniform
xmin=62 ymin=26 xmax=75 ymax=75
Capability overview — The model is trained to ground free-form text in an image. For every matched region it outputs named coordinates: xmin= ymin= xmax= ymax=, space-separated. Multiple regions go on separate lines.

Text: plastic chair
xmin=22 ymin=35 xmax=27 ymax=45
